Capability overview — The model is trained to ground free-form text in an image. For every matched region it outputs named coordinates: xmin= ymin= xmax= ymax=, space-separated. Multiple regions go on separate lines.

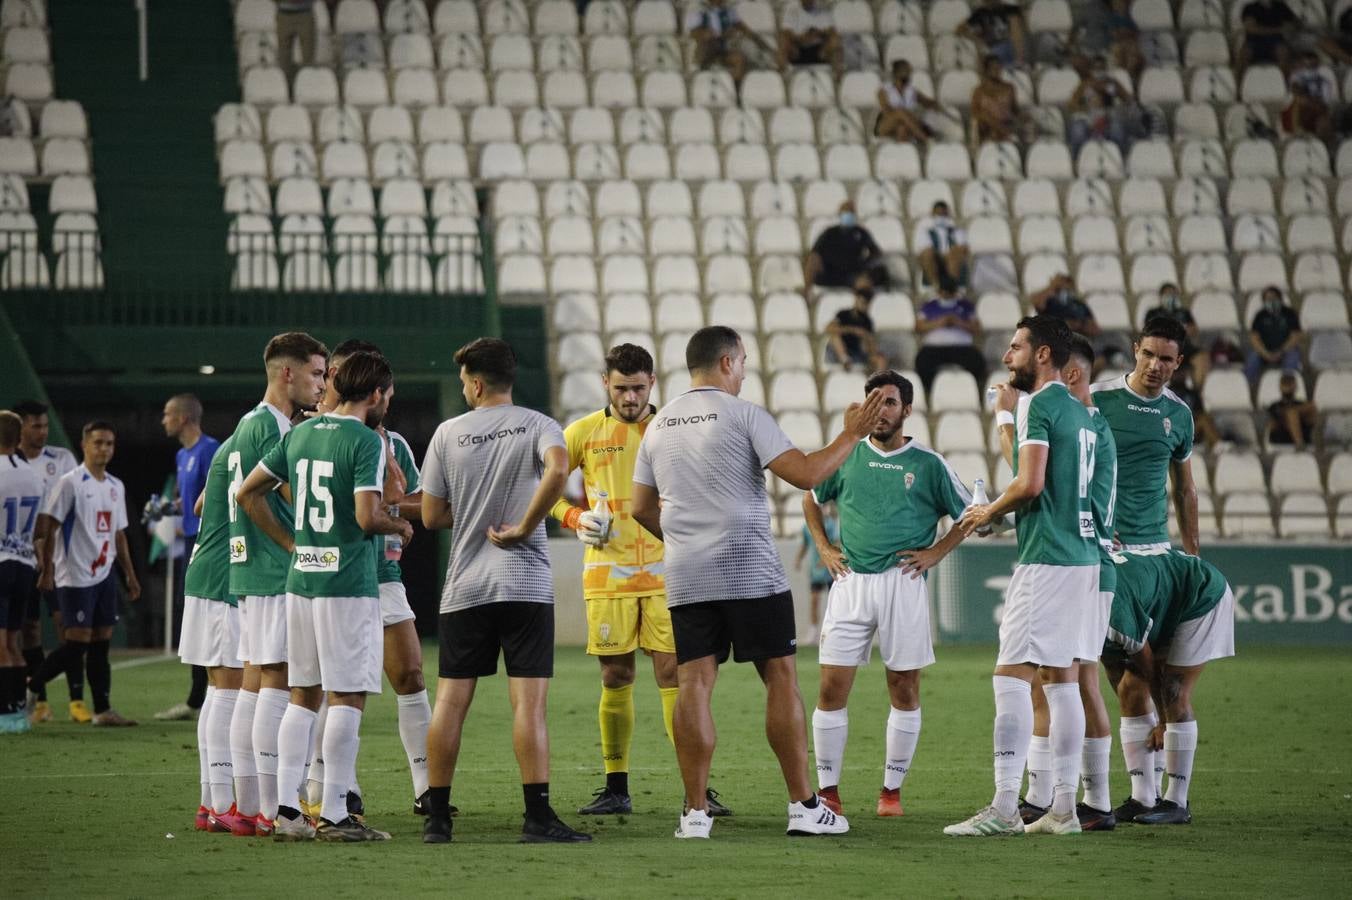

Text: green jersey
xmin=1105 ymin=548 xmax=1229 ymax=653
xmin=1088 ymin=408 xmax=1118 ymax=594
xmin=184 ymin=434 xmax=238 ymax=606
xmin=1013 ymin=381 xmax=1099 ymax=567
xmin=812 ymin=438 xmax=971 ymax=575
xmin=376 ymin=430 xmax=418 ymax=585
xmin=1089 ymin=375 xmax=1194 ymax=546
xmin=260 ymin=413 xmax=385 ymax=599
xmin=227 ymin=402 xmax=294 ymax=597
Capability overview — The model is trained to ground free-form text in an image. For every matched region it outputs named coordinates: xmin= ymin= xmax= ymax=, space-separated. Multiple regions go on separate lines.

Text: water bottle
xmin=968 ymin=479 xmax=993 ymax=536
xmin=985 ymin=386 xmax=1000 ymax=410
xmin=592 ymin=489 xmax=612 ymax=543
xmin=384 ymin=505 xmax=403 ymax=561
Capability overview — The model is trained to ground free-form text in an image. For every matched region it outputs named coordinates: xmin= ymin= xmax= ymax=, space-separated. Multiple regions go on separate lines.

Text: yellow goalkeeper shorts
xmin=586 ymin=595 xmax=675 ymax=656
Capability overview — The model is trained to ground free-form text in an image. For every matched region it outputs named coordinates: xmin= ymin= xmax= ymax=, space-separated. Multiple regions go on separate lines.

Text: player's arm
xmin=631 ymin=481 xmax=662 ymax=542
xmin=114 ymin=529 xmax=141 ymax=601
xmin=803 ymin=491 xmax=850 ymax=578
xmin=960 ymin=441 xmax=1046 ymax=535
xmin=193 ymin=491 xmax=205 ymax=518
xmin=34 ymin=512 xmax=58 ymax=591
xmin=236 ymin=465 xmax=295 ymax=554
xmin=397 ymin=491 xmax=423 ymax=523
xmin=897 ymin=520 xmax=967 ymax=579
xmin=421 ymin=491 xmax=453 ymax=531
xmin=1169 ymin=457 xmax=1200 ymax=555
xmin=355 ymin=489 xmax=414 ymax=541
xmin=992 ymin=383 xmax=1018 ymax=467
xmin=768 ymin=389 xmax=886 ymax=490
xmin=488 ymin=445 xmax=569 ymax=547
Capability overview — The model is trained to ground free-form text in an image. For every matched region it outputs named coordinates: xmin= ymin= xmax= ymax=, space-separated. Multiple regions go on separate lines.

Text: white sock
xmin=275 ymin=703 xmax=318 ymax=815
xmin=1024 ymin=734 xmax=1053 ymax=808
xmin=1044 ymin=682 xmax=1085 ymax=817
xmin=208 ymin=688 xmax=238 ymax=815
xmin=321 ymin=705 xmax=363 ymax=825
xmin=252 ymin=687 xmax=288 ymax=820
xmin=883 ymin=706 xmax=921 ymax=792
xmin=197 ymin=686 xmax=214 ymax=808
xmin=1081 ymin=735 xmax=1112 ymax=812
xmin=991 ymin=676 xmax=1032 ymax=818
xmin=1163 ymin=721 xmax=1198 ymax=807
xmin=229 ymin=689 xmax=260 ymax=816
xmin=305 ymin=697 xmax=329 ymax=802
xmin=811 ymin=707 xmax=849 ymax=790
xmin=1119 ymin=714 xmax=1158 ymax=806
xmin=397 ymin=690 xmax=432 ymax=798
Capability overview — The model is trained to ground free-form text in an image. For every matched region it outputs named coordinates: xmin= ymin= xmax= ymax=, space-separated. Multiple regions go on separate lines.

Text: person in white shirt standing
xmin=31 ymin=421 xmax=141 ymax=726
xmin=0 ymin=410 xmax=45 ymax=733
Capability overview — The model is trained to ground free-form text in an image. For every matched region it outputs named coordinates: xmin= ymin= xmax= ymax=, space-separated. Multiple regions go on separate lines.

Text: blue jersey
xmin=177 ymin=434 xmax=221 ymax=538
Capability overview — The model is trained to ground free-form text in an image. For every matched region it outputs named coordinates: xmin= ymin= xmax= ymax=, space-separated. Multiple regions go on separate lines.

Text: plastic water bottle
xmin=384 ymin=505 xmax=403 ymax=561
xmin=985 ymin=386 xmax=1000 ymax=410
xmin=969 ymin=478 xmax=993 ymax=536
xmin=592 ymin=489 xmax=612 ymax=542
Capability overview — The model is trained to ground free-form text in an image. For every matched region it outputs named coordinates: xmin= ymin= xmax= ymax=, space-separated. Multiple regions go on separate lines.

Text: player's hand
xmin=992 ymin=382 xmax=1019 ymax=414
xmin=818 ymin=542 xmax=851 ymax=579
xmin=576 ymin=510 xmax=610 ymax=547
xmin=487 ymin=522 xmax=530 ymax=547
xmin=958 ymin=504 xmax=995 ymax=536
xmin=37 ymin=568 xmax=55 ymax=592
xmin=897 ymin=546 xmax=942 ymax=579
xmin=126 ymin=576 xmax=142 ymax=602
xmin=1146 ymin=723 xmax=1166 ymax=752
xmin=395 ymin=519 xmax=414 ymax=544
xmin=843 ymin=388 xmax=886 ymax=439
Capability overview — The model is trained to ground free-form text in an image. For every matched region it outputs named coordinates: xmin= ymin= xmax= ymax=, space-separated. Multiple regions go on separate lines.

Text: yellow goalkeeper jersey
xmin=550 ymin=405 xmax=665 ymax=600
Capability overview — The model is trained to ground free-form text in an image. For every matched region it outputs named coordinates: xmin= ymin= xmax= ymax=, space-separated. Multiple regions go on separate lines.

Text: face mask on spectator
xmin=839 ymin=212 xmax=857 ymax=227
xmin=856 ymin=288 xmax=874 ymax=302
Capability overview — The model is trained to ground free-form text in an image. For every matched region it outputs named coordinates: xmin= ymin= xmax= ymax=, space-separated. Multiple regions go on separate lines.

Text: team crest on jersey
xmin=1163 ymin=418 xmax=1172 ymax=437
xmin=904 ymin=472 xmax=915 ymax=490
xmin=230 ymin=537 xmax=248 ymax=564
xmin=95 ymin=510 xmax=112 ymax=533
xmin=110 ymin=487 xmax=118 ymax=501
xmin=46 ymin=462 xmax=56 ymax=475
xmin=294 ymin=546 xmax=340 ymax=573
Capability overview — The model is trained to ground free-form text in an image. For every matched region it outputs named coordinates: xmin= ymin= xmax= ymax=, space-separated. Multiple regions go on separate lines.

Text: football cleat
xmin=423 ymin=815 xmax=453 ymax=844
xmin=1018 ymin=798 xmax=1048 ymax=825
xmin=316 ymin=817 xmax=390 ymax=842
xmin=1112 ymin=796 xmax=1156 ymax=823
xmin=272 ymin=811 xmax=316 ymax=842
xmin=91 ymin=709 xmax=138 ymax=727
xmin=229 ymin=812 xmax=258 ymax=837
xmin=412 ymin=791 xmax=459 ymax=818
xmin=1075 ymin=803 xmax=1117 ymax=831
xmin=787 ymin=798 xmax=849 ymax=836
xmin=876 ymin=787 xmax=904 ymax=817
xmin=30 ymin=698 xmax=52 ymax=723
xmin=0 ymin=711 xmax=31 ymax=733
xmin=578 ymin=787 xmax=632 ymax=816
xmin=298 ymin=796 xmax=321 ymax=820
xmin=346 ymin=790 xmax=366 ymax=822
xmin=817 ymin=785 xmax=843 ymax=816
xmin=944 ymin=806 xmax=1025 ymax=837
xmin=68 ymin=700 xmax=92 ymax=723
xmin=520 ymin=812 xmax=592 ymax=843
xmin=1026 ymin=809 xmax=1082 ymax=835
xmin=207 ymin=804 xmax=245 ymax=834
xmin=1135 ymin=799 xmax=1191 ymax=825
xmin=674 ymin=808 xmax=712 ymax=839
xmin=153 ymin=702 xmax=197 ymax=721
xmin=195 ymin=806 xmax=210 ymax=832
xmin=251 ymin=814 xmax=275 ymax=837
xmin=705 ymin=788 xmax=732 ymax=817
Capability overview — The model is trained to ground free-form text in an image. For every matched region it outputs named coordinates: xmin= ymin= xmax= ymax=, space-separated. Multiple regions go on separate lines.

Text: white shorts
xmin=243 ymin=593 xmax=288 ymax=665
xmin=1161 ymin=587 xmax=1236 ymax=667
xmin=178 ymin=596 xmax=243 ymax=669
xmin=818 ymin=567 xmax=935 ymax=672
xmin=1077 ymin=591 xmax=1112 ymax=662
xmin=379 ymin=580 xmax=415 ymax=628
xmin=236 ymin=596 xmax=250 ymax=662
xmin=997 ymin=563 xmax=1098 ymax=669
xmin=286 ymin=593 xmax=383 ymax=694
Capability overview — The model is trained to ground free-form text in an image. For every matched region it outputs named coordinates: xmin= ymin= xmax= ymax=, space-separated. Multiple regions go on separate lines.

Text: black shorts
xmin=58 ymin=576 xmax=119 ymax=629
xmin=438 ymin=602 xmax=554 ymax=679
xmin=670 ymin=591 xmax=797 ymax=665
xmin=0 ymin=560 xmax=36 ymax=631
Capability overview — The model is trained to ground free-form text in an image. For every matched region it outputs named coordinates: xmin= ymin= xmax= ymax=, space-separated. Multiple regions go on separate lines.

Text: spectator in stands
xmin=912 ymin=201 xmax=969 ymax=291
xmin=914 ymin=279 xmax=986 ymax=392
xmin=1168 ymin=368 xmax=1224 ymax=454
xmin=1245 ymin=286 xmax=1304 ymax=384
xmin=804 ymin=201 xmax=889 ymax=293
xmin=0 ymin=95 xmax=23 ymax=137
xmin=1318 ymin=7 xmax=1352 ymax=65
xmin=875 ymin=60 xmax=941 ymax=147
xmin=1031 ymin=273 xmax=1100 ymax=338
xmin=1066 ymin=55 xmax=1129 ymax=157
xmin=825 ymin=275 xmax=890 ymax=373
xmin=276 ymin=0 xmax=317 ymax=89
xmin=1238 ymin=0 xmax=1298 ymax=74
xmin=958 ymin=0 xmax=1027 ymax=68
xmin=686 ymin=0 xmax=773 ymax=94
xmin=1073 ymin=0 xmax=1143 ymax=83
xmin=1142 ymin=283 xmax=1210 ymax=385
xmin=1282 ymin=51 xmax=1335 ymax=140
xmin=970 ymin=55 xmax=1024 ymax=147
xmin=1266 ymin=371 xmax=1318 ymax=452
xmin=778 ymin=0 xmax=843 ymax=79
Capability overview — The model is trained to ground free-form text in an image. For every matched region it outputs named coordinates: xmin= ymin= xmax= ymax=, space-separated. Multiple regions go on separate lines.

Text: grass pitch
xmin=5 ymin=644 xmax=1350 ymax=898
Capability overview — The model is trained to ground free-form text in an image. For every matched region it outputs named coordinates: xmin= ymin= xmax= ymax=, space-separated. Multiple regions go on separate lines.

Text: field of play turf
xmin=5 ymin=643 xmax=1349 ymax=898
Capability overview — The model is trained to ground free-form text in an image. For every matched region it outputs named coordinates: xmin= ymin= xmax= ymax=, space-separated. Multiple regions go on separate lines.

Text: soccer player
xmin=805 ymin=370 xmax=973 ymax=819
xmin=225 ymin=332 xmax=328 ymax=833
xmin=31 ymin=421 xmax=141 ymax=726
xmin=630 ymin=325 xmax=885 ymax=840
xmin=156 ymin=393 xmax=222 ymax=722
xmin=239 ymin=350 xmax=412 ymax=842
xmin=13 ymin=399 xmax=78 ymax=723
xmin=1089 ymin=316 xmax=1199 ymax=554
xmin=0 ymin=411 xmax=44 ymax=733
xmin=946 ymin=315 xmax=1099 ymax=837
xmin=420 ymin=338 xmax=589 ymax=845
xmin=179 ymin=432 xmax=246 ymax=831
xmin=1101 ymin=548 xmax=1236 ymax=825
xmin=551 ymin=343 xmax=731 ymax=818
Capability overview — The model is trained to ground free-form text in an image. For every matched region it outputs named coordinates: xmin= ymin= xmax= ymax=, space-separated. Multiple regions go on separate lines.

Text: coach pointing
xmin=631 ymin=325 xmax=886 ymax=839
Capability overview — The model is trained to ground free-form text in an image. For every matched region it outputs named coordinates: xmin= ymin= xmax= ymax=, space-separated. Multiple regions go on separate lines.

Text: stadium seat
xmin=48 ymin=175 xmax=97 ymax=214
xmin=770 ymin=370 xmax=821 ymax=412
xmin=1220 ymin=492 xmax=1274 ymax=538
xmin=317 ymin=104 xmax=364 ymax=144
xmin=1278 ymin=494 xmax=1331 ymax=539
xmin=822 ymin=371 xmax=867 ymax=413
xmin=655 ymin=292 xmax=704 ymax=333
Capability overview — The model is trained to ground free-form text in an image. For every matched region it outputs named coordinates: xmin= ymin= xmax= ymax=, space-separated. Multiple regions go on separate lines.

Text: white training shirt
xmin=23 ymin=445 xmax=78 ymax=501
xmin=633 ymin=387 xmax=794 ymax=607
xmin=781 ymin=3 xmax=833 ymax=34
xmin=0 ymin=452 xmax=45 ymax=567
xmin=42 ymin=464 xmax=128 ymax=589
xmin=912 ymin=215 xmax=968 ymax=254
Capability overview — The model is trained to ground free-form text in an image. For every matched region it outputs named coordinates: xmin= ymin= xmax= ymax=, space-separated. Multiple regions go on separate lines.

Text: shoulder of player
xmin=1159 ymin=387 xmax=1195 ymax=422
xmin=1088 ymin=375 xmax=1125 ymax=396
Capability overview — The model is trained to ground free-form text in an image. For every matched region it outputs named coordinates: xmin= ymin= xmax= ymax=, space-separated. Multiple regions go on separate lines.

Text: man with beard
xmin=947 ymin=315 xmax=1099 ymax=837
xmin=238 ymin=350 xmax=412 ymax=841
xmin=803 ymin=370 xmax=973 ymax=819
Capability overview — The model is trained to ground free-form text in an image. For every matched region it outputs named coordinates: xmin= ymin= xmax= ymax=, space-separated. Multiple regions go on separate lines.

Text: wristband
xmin=996 ymin=410 xmax=1015 ymax=428
xmin=562 ymin=507 xmax=583 ymax=530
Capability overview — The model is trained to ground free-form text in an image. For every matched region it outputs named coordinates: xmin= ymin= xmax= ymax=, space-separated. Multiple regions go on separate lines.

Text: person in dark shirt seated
xmin=1239 ymin=0 xmax=1298 ymax=73
xmin=1244 ymin=285 xmax=1303 ymax=384
xmin=1142 ymin=282 xmax=1209 ymax=385
xmin=825 ymin=274 xmax=889 ymax=373
xmin=1266 ymin=371 xmax=1317 ymax=452
xmin=804 ymin=201 xmax=889 ymax=294
xmin=914 ymin=279 xmax=985 ymax=392
xmin=958 ymin=0 xmax=1027 ymax=67
xmin=1030 ymin=273 xmax=1099 ymax=337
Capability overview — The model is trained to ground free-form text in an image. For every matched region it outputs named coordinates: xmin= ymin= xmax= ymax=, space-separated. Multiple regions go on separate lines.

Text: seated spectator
xmin=914 ymin=279 xmax=986 ymax=392
xmin=1073 ymin=0 xmax=1143 ymax=82
xmin=1266 ymin=371 xmax=1317 ymax=451
xmin=1142 ymin=282 xmax=1210 ymax=385
xmin=1031 ymin=273 xmax=1100 ymax=338
xmin=1319 ymin=6 xmax=1352 ymax=65
xmin=1282 ymin=51 xmax=1334 ymax=139
xmin=958 ymin=0 xmax=1027 ymax=68
xmin=803 ymin=201 xmax=890 ymax=292
xmin=1239 ymin=0 xmax=1298 ymax=73
xmin=1244 ymin=285 xmax=1304 ymax=384
xmin=875 ymin=60 xmax=943 ymax=147
xmin=912 ymin=201 xmax=969 ymax=290
xmin=778 ymin=0 xmax=843 ymax=78
xmin=1168 ymin=368 xmax=1224 ymax=454
xmin=825 ymin=275 xmax=890 ymax=373
xmin=686 ymin=0 xmax=773 ymax=92
xmin=1066 ymin=55 xmax=1139 ymax=157
xmin=970 ymin=55 xmax=1025 ymax=147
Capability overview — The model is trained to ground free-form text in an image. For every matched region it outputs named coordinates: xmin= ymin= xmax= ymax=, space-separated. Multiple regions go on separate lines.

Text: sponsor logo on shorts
xmin=654 ymin=413 xmax=718 ymax=429
xmin=458 ymin=426 xmax=528 ymax=447
xmin=294 ymin=546 xmax=341 ymax=573
xmin=230 ymin=537 xmax=248 ymax=564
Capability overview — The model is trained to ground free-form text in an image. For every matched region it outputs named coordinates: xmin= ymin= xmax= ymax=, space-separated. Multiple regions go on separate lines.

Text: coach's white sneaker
xmin=943 ymin=806 xmax=1025 ymax=836
xmin=787 ymin=797 xmax=849 ymax=836
xmin=1026 ymin=809 xmax=1082 ymax=835
xmin=674 ymin=809 xmax=713 ymax=839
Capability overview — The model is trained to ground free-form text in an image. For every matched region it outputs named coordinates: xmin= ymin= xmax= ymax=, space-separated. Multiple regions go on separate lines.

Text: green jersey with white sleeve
xmin=1012 ymin=381 xmax=1099 ymax=567
xmin=1088 ymin=408 xmax=1118 ymax=594
xmin=376 ymin=429 xmax=418 ymax=586
xmin=1106 ymin=548 xmax=1228 ymax=653
xmin=184 ymin=434 xmax=237 ymax=606
xmin=226 ymin=402 xmax=294 ymax=597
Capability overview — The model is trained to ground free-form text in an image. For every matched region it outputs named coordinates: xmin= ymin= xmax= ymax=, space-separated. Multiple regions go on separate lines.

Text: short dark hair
xmin=168 ymin=393 xmax=203 ymax=423
xmin=454 ymin=337 xmax=517 ymax=390
xmin=1067 ymin=334 xmax=1095 ymax=369
xmin=264 ymin=332 xmax=329 ymax=368
xmin=334 ymin=351 xmax=393 ymax=403
xmin=1016 ymin=314 xmax=1073 ymax=368
xmin=1138 ymin=314 xmax=1187 ymax=350
xmin=331 ymin=339 xmax=382 ymax=364
xmin=0 ymin=410 xmax=20 ymax=447
xmin=11 ymin=399 xmax=46 ymax=419
xmin=82 ymin=420 xmax=116 ymax=438
xmin=605 ymin=343 xmax=654 ymax=377
xmin=864 ymin=369 xmax=914 ymax=406
xmin=982 ymin=53 xmax=1001 ymax=69
xmin=686 ymin=325 xmax=742 ymax=373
